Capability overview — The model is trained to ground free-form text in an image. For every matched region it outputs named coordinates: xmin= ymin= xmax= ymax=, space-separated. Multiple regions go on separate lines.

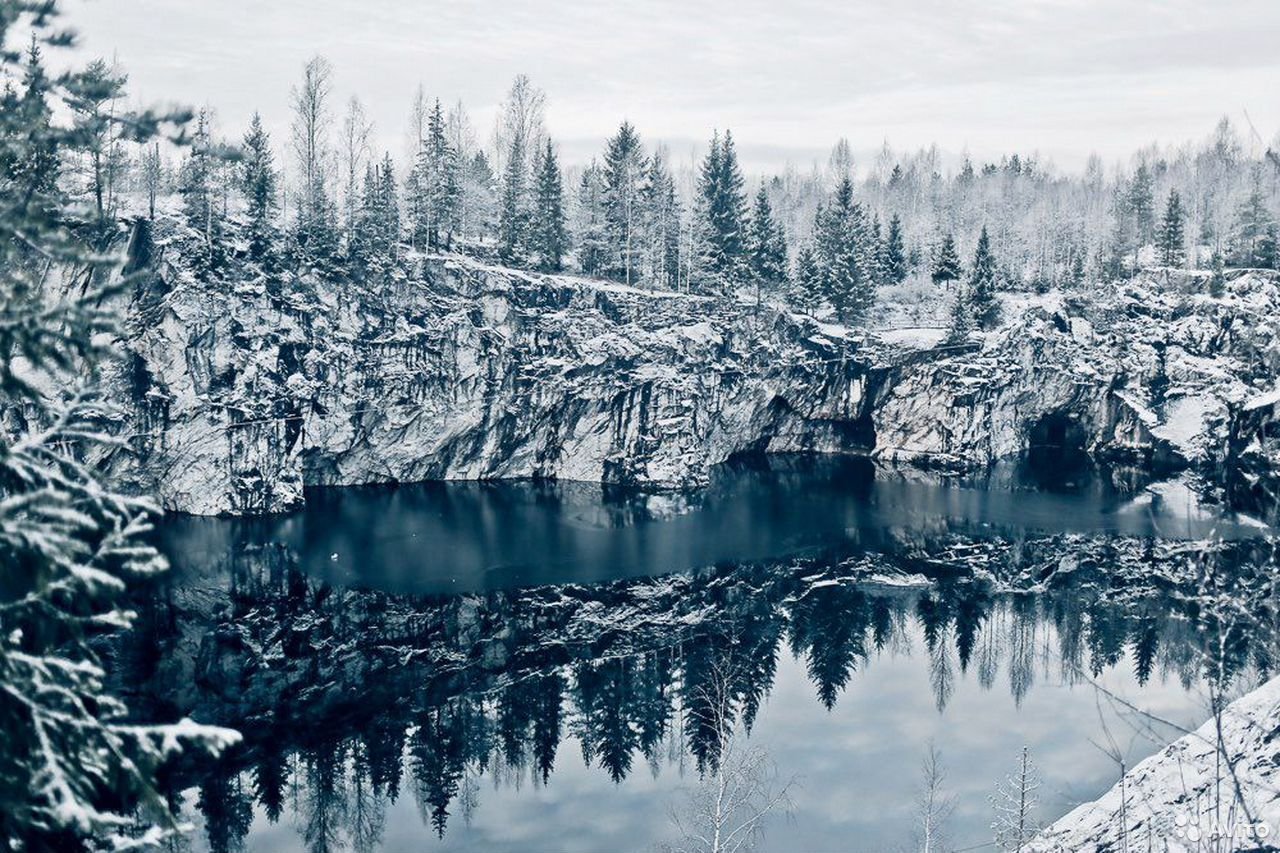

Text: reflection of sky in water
xmin=178 ymin=616 xmax=1211 ymax=853
xmin=155 ymin=457 xmax=1270 ymax=852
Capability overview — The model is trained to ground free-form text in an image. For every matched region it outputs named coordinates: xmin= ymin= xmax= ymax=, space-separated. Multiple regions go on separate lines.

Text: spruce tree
xmin=531 ymin=138 xmax=567 ymax=272
xmin=695 ymin=130 xmax=748 ymax=291
xmin=574 ymin=161 xmax=608 ymax=276
xmin=1156 ymin=189 xmax=1185 ymax=268
xmin=1209 ymin=249 xmax=1226 ymax=297
xmin=1107 ymin=186 xmax=1135 ymax=279
xmin=240 ymin=111 xmax=278 ymax=264
xmin=642 ymin=149 xmax=682 ymax=290
xmin=178 ymin=109 xmax=225 ymax=279
xmin=746 ymin=185 xmax=788 ymax=286
xmin=416 ymin=98 xmax=459 ymax=250
xmin=792 ymin=245 xmax=822 ymax=314
xmin=1234 ymin=171 xmax=1274 ymax=267
xmin=884 ymin=214 xmax=908 ymax=283
xmin=814 ymin=179 xmax=875 ymax=322
xmin=466 ymin=151 xmax=497 ymax=243
xmin=602 ymin=121 xmax=647 ymax=284
xmin=0 ymin=8 xmax=237 ymax=846
xmin=967 ymin=226 xmax=1000 ymax=329
xmin=931 ymin=233 xmax=962 ymax=285
xmin=1128 ymin=163 xmax=1155 ymax=249
xmin=376 ymin=152 xmax=400 ymax=260
xmin=812 ymin=179 xmax=872 ymax=322
xmin=349 ymin=161 xmax=378 ymax=268
xmin=868 ymin=215 xmax=886 ymax=286
xmin=1257 ymin=223 xmax=1279 ymax=272
xmin=498 ymin=135 xmax=528 ymax=263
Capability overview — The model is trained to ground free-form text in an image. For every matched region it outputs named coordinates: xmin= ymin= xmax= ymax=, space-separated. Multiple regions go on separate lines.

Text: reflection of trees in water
xmin=125 ymin=538 xmax=1280 ymax=852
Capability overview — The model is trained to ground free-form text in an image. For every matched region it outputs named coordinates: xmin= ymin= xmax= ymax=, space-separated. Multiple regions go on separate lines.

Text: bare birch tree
xmin=914 ymin=741 xmax=956 ymax=853
xmin=664 ymin=658 xmax=796 ymax=853
xmin=991 ymin=746 xmax=1040 ymax=852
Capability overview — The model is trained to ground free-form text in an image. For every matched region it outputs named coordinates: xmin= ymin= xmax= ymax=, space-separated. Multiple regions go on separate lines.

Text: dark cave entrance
xmin=1024 ymin=411 xmax=1092 ymax=491
xmin=1028 ymin=411 xmax=1086 ymax=451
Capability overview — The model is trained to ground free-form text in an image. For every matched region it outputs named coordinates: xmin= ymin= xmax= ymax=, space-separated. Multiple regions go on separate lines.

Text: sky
xmin=62 ymin=0 xmax=1280 ymax=175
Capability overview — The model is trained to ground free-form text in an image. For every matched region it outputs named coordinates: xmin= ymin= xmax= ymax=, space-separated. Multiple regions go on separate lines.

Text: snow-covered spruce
xmin=117 ymin=220 xmax=1280 ymax=515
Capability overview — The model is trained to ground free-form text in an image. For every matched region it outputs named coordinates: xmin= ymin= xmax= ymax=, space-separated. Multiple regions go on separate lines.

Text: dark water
xmin=132 ymin=456 xmax=1279 ymax=853
xmin=159 ymin=454 xmax=1266 ymax=596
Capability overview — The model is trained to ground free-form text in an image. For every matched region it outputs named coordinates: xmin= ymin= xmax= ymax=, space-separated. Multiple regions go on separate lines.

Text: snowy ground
xmin=1029 ymin=677 xmax=1280 ymax=852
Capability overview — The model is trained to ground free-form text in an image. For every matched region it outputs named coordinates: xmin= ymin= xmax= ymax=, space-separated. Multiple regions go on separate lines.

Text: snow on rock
xmin=1029 ymin=676 xmax=1280 ymax=853
xmin=114 ymin=240 xmax=1280 ymax=516
xmin=121 ymin=252 xmax=884 ymax=514
xmin=873 ymin=272 xmax=1280 ymax=476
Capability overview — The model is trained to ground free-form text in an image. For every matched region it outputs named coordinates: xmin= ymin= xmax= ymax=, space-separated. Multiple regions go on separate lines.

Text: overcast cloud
xmin=66 ymin=0 xmax=1280 ymax=174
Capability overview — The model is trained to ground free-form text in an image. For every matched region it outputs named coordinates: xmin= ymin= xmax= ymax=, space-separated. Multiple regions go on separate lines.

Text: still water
xmin=133 ymin=456 xmax=1278 ymax=852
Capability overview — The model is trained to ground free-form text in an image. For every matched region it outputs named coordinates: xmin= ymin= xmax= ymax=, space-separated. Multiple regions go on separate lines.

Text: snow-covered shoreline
xmin=1030 ymin=677 xmax=1280 ymax=852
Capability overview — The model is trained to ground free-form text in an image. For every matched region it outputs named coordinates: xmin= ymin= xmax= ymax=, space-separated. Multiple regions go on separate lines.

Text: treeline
xmin=41 ymin=51 xmax=1280 ymax=330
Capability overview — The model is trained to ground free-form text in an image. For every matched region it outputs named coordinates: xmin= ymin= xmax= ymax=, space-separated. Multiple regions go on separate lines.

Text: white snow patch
xmin=877 ymin=327 xmax=949 ymax=349
xmin=1030 ymin=677 xmax=1280 ymax=852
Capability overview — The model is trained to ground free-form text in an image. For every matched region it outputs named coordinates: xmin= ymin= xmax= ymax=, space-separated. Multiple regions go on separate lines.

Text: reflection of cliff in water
xmin=119 ymin=531 xmax=1280 ymax=852
xmin=157 ymin=455 xmax=1270 ymax=598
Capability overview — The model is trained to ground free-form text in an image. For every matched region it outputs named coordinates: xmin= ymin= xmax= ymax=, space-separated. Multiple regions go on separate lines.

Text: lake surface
xmin=133 ymin=455 xmax=1279 ymax=853
xmin=159 ymin=454 xmax=1266 ymax=596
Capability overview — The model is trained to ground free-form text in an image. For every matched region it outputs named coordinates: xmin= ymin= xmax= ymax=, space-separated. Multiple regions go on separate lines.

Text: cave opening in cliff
xmin=1024 ymin=411 xmax=1092 ymax=490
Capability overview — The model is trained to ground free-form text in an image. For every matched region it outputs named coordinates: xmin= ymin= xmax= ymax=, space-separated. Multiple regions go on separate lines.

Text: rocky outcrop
xmin=123 ymin=254 xmax=885 ymax=515
xmin=874 ymin=276 xmax=1280 ymax=476
xmin=116 ymin=229 xmax=1280 ymax=516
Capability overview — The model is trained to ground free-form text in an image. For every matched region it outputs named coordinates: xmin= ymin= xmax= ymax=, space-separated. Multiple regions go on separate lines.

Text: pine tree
xmin=240 ymin=112 xmax=278 ymax=264
xmin=1156 ymin=189 xmax=1185 ymax=268
xmin=140 ymin=141 xmax=162 ymax=219
xmin=65 ymin=57 xmax=128 ymax=239
xmin=0 ymin=8 xmax=237 ymax=846
xmin=531 ymin=137 xmax=566 ymax=272
xmin=931 ymin=233 xmax=962 ymax=285
xmin=746 ymin=185 xmax=788 ymax=286
xmin=179 ymin=109 xmax=225 ymax=279
xmin=884 ymin=214 xmax=908 ymax=283
xmin=602 ymin=121 xmax=647 ymax=284
xmin=967 ymin=226 xmax=1000 ymax=329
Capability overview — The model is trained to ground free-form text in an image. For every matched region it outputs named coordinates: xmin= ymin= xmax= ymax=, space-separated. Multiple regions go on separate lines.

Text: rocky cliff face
xmin=117 ymin=229 xmax=1280 ymax=516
